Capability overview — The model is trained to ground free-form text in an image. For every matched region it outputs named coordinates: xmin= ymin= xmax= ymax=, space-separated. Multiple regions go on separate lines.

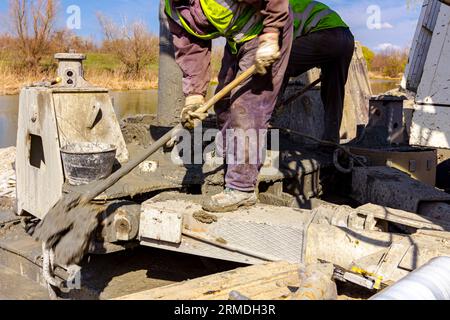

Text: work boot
xmin=202 ymin=188 xmax=257 ymax=213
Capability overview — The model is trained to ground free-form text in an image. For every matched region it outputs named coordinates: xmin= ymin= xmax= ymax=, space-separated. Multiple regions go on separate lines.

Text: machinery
xmin=16 ymin=53 xmax=128 ymax=220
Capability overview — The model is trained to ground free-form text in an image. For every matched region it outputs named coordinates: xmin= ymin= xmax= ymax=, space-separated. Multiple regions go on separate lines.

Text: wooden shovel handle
xmin=81 ymin=65 xmax=257 ymax=203
xmin=196 ymin=65 xmax=257 ymax=114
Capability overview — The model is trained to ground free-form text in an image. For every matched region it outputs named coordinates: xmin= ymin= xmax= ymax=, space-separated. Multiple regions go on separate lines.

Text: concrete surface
xmin=0 ymin=266 xmax=49 ymax=300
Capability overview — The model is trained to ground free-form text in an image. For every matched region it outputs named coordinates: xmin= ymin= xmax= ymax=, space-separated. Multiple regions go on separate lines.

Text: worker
xmin=285 ymin=0 xmax=354 ymax=143
xmin=165 ymin=0 xmax=293 ymax=212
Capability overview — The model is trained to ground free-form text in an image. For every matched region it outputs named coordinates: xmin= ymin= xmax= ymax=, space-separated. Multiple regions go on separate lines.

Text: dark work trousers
xmin=214 ymin=14 xmax=293 ymax=192
xmin=286 ymin=27 xmax=355 ymax=143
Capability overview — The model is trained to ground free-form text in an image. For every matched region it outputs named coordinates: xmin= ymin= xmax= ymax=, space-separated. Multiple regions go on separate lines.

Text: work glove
xmin=255 ymin=33 xmax=281 ymax=75
xmin=181 ymin=95 xmax=208 ymax=129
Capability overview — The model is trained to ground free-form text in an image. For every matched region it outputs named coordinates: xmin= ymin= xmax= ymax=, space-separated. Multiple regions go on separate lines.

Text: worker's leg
xmin=224 ymin=18 xmax=293 ymax=192
xmin=320 ymin=29 xmax=355 ymax=142
xmin=287 ymin=33 xmax=329 ymax=79
xmin=204 ymin=13 xmax=293 ymax=211
xmin=286 ymin=28 xmax=355 ymax=142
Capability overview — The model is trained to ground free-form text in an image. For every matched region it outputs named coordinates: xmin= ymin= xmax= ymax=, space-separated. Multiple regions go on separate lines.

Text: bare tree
xmin=9 ymin=0 xmax=58 ymax=71
xmin=372 ymin=47 xmax=410 ymax=78
xmin=50 ymin=30 xmax=97 ymax=53
xmin=97 ymin=13 xmax=158 ymax=77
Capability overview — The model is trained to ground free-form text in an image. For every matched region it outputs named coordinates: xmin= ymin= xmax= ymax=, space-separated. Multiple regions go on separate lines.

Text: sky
xmin=0 ymin=0 xmax=423 ymax=51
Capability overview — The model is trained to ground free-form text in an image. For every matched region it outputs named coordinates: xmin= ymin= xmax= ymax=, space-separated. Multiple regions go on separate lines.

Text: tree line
xmin=1 ymin=0 xmax=410 ymax=85
xmin=0 ymin=0 xmax=159 ymax=78
xmin=362 ymin=45 xmax=409 ymax=79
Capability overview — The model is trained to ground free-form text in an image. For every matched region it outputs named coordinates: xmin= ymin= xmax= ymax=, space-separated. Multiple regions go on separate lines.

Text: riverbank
xmin=0 ymin=66 xmax=158 ymax=96
xmin=368 ymin=71 xmax=403 ymax=81
xmin=0 ymin=50 xmax=227 ymax=95
xmin=1 ymin=70 xmax=393 ymax=96
xmin=0 ymin=52 xmax=159 ymax=95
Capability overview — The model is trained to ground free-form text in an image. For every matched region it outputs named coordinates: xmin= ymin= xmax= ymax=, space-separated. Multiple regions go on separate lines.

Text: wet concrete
xmin=82 ymin=246 xmax=242 ymax=300
xmin=0 ymin=218 xmax=242 ymax=300
xmin=0 ymin=266 xmax=49 ymax=300
xmin=0 ymin=245 xmax=242 ymax=300
xmin=193 ymin=211 xmax=218 ymax=224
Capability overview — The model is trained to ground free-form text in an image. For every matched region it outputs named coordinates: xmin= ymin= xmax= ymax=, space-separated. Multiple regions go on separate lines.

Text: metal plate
xmin=139 ymin=200 xmax=314 ymax=264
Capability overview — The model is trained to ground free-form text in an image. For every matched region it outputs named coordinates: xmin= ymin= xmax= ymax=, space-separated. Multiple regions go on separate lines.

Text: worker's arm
xmin=243 ymin=0 xmax=290 ymax=35
xmin=167 ymin=17 xmax=212 ymax=98
xmin=243 ymin=0 xmax=290 ymax=74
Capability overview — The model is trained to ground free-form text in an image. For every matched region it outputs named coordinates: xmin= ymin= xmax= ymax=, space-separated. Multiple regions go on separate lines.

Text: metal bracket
xmin=375 ymin=238 xmax=411 ymax=280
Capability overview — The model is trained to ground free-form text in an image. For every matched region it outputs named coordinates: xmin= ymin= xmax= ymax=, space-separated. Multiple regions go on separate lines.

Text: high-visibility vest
xmin=165 ymin=0 xmax=264 ymax=53
xmin=290 ymin=0 xmax=348 ymax=38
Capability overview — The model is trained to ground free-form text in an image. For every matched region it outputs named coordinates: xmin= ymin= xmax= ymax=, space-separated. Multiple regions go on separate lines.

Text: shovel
xmin=33 ymin=65 xmax=257 ymax=266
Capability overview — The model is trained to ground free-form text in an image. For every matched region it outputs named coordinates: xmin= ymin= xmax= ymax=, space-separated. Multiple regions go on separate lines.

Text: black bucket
xmin=61 ymin=142 xmax=117 ymax=186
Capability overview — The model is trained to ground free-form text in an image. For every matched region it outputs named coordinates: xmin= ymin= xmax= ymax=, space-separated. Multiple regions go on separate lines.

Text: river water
xmin=0 ymin=90 xmax=159 ymax=148
xmin=0 ymin=79 xmax=397 ymax=148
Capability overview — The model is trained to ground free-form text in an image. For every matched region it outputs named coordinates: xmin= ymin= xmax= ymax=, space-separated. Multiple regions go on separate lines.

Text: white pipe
xmin=371 ymin=257 xmax=450 ymax=300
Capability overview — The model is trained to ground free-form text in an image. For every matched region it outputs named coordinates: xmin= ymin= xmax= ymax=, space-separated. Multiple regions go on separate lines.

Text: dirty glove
xmin=181 ymin=95 xmax=208 ymax=129
xmin=255 ymin=33 xmax=281 ymax=75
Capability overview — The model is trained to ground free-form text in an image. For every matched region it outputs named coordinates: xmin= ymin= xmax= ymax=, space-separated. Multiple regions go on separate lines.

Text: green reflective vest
xmin=165 ymin=0 xmax=264 ymax=53
xmin=290 ymin=0 xmax=348 ymax=38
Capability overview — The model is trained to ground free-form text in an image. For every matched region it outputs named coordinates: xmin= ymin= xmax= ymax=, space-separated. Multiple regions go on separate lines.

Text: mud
xmin=0 ymin=266 xmax=49 ymax=300
xmin=215 ymin=237 xmax=227 ymax=245
xmin=0 ymin=219 xmax=243 ymax=300
xmin=121 ymin=122 xmax=153 ymax=147
xmin=193 ymin=211 xmax=218 ymax=224
xmin=33 ymin=192 xmax=103 ymax=266
xmin=0 ymin=197 xmax=15 ymax=211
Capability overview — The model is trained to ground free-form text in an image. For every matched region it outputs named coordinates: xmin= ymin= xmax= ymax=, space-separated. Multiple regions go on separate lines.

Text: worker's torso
xmin=166 ymin=0 xmax=349 ymax=45
xmin=166 ymin=0 xmax=263 ymax=52
xmin=290 ymin=0 xmax=348 ymax=37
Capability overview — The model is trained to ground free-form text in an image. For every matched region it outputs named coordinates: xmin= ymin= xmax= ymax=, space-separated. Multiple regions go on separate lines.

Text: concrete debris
xmin=291 ymin=263 xmax=337 ymax=300
xmin=192 ymin=211 xmax=218 ymax=224
xmin=33 ymin=188 xmax=104 ymax=266
xmin=0 ymin=147 xmax=16 ymax=199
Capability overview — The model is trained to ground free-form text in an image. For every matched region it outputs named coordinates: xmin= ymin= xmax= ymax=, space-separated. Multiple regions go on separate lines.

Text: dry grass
xmin=0 ymin=44 xmax=220 ymax=95
xmin=85 ymin=69 xmax=158 ymax=91
xmin=0 ymin=62 xmax=40 ymax=95
xmin=368 ymin=71 xmax=402 ymax=81
xmin=0 ymin=60 xmax=159 ymax=95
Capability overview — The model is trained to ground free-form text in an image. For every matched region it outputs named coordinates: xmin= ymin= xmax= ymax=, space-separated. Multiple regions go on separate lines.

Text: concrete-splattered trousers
xmin=214 ymin=13 xmax=293 ymax=192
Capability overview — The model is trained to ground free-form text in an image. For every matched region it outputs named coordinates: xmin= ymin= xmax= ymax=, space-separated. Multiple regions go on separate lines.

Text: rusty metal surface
xmin=358 ymin=95 xmax=408 ymax=146
xmin=349 ymin=146 xmax=437 ymax=186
